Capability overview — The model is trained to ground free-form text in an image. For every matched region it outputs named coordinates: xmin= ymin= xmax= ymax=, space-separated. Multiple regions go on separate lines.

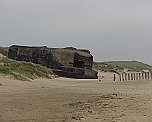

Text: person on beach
xmin=113 ymin=74 xmax=116 ymax=81
xmin=98 ymin=70 xmax=101 ymax=81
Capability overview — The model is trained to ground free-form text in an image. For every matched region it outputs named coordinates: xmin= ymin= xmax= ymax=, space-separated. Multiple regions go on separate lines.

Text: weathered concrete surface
xmin=8 ymin=45 xmax=97 ymax=79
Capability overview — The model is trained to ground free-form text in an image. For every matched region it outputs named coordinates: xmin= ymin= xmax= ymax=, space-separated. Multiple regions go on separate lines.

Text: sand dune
xmin=0 ymin=53 xmax=5 ymax=60
xmin=0 ymin=73 xmax=152 ymax=122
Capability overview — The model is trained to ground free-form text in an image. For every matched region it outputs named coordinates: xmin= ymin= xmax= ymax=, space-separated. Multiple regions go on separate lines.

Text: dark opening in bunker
xmin=73 ymin=60 xmax=84 ymax=68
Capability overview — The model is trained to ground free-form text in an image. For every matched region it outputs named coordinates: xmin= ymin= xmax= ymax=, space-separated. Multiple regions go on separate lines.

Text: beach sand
xmin=0 ymin=73 xmax=152 ymax=122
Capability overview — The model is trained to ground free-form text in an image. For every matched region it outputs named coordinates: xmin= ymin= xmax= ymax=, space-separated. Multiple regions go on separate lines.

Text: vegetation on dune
xmin=93 ymin=61 xmax=152 ymax=73
xmin=0 ymin=47 xmax=9 ymax=56
xmin=93 ymin=62 xmax=123 ymax=73
xmin=0 ymin=57 xmax=55 ymax=81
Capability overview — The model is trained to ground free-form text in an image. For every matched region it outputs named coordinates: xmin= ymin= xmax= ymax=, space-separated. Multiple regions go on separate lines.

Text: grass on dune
xmin=93 ymin=61 xmax=152 ymax=73
xmin=0 ymin=47 xmax=8 ymax=56
xmin=0 ymin=57 xmax=54 ymax=81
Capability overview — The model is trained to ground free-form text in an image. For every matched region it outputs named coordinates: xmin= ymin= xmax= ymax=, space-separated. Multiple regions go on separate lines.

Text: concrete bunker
xmin=8 ymin=45 xmax=97 ymax=79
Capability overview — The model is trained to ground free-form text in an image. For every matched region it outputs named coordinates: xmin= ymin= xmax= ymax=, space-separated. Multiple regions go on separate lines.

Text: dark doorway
xmin=73 ymin=60 xmax=84 ymax=68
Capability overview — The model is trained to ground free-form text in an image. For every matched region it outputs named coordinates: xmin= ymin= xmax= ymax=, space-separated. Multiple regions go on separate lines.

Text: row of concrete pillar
xmin=119 ymin=72 xmax=152 ymax=81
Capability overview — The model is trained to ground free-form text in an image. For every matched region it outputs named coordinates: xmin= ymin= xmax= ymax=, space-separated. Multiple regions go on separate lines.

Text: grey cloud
xmin=0 ymin=0 xmax=152 ymax=64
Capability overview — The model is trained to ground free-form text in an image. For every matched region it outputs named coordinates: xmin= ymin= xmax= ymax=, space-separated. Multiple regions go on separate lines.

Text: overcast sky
xmin=0 ymin=0 xmax=152 ymax=64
